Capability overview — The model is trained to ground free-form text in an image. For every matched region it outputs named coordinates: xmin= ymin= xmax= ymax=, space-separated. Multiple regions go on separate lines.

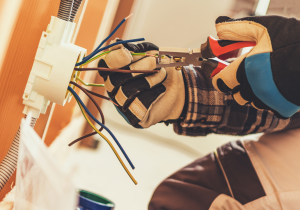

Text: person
xmin=98 ymin=15 xmax=300 ymax=209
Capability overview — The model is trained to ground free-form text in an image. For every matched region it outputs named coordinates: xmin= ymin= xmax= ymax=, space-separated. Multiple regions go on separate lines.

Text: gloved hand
xmin=98 ymin=39 xmax=186 ymax=128
xmin=212 ymin=15 xmax=300 ymax=119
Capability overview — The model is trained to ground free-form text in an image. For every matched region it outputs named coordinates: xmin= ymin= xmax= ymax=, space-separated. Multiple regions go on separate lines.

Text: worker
xmin=98 ymin=15 xmax=300 ymax=209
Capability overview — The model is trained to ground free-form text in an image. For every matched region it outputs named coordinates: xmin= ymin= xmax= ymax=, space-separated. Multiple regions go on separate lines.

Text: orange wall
xmin=0 ymin=0 xmax=61 ymax=199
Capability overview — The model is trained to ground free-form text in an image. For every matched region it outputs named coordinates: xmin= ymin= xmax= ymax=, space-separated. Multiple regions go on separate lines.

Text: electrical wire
xmin=77 ymin=14 xmax=132 ymax=65
xmin=74 ymin=97 xmax=137 ymax=185
xmin=85 ymin=88 xmax=118 ymax=106
xmin=74 ymin=68 xmax=159 ymax=74
xmin=80 ymin=51 xmax=157 ymax=67
xmin=68 ymin=84 xmax=118 ymax=146
xmin=76 ymin=38 xmax=145 ymax=66
xmin=68 ymin=82 xmax=118 ymax=146
xmin=131 ymin=53 xmax=157 ymax=57
xmin=68 ymin=86 xmax=135 ymax=170
xmin=70 ymin=82 xmax=105 ymax=132
xmin=76 ymin=76 xmax=105 ymax=87
xmin=68 ymin=87 xmax=119 ymax=145
xmin=80 ymin=51 xmax=110 ymax=66
xmin=68 ymin=131 xmax=97 ymax=146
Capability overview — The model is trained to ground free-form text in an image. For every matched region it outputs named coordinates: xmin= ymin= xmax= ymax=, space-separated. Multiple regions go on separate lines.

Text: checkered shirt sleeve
xmin=173 ymin=66 xmax=300 ymax=136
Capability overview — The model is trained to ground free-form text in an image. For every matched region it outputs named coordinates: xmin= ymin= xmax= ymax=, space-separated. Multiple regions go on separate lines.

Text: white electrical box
xmin=23 ymin=16 xmax=87 ymax=118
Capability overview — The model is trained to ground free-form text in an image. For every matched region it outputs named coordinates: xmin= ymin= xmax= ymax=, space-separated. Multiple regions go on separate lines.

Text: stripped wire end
xmin=125 ymin=13 xmax=133 ymax=20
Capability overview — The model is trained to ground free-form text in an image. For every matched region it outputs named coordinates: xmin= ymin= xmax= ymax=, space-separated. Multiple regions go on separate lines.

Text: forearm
xmin=174 ymin=66 xmax=300 ymax=136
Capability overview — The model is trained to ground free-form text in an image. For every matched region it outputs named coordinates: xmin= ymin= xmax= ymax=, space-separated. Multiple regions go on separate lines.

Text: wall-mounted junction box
xmin=23 ymin=16 xmax=87 ymax=118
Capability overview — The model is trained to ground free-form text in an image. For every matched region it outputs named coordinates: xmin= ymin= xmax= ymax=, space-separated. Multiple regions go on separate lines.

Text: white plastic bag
xmin=14 ymin=116 xmax=77 ymax=210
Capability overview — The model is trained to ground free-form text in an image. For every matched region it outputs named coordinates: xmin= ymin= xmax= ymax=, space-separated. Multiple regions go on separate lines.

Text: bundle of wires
xmin=76 ymin=14 xmax=146 ymax=67
xmin=68 ymin=86 xmax=137 ymax=185
xmin=69 ymin=14 xmax=161 ymax=184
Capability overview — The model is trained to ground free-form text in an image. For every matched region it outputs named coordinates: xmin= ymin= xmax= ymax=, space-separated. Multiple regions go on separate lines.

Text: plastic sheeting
xmin=14 ymin=115 xmax=77 ymax=210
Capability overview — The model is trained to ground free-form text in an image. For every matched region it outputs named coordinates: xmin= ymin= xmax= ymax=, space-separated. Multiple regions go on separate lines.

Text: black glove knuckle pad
xmin=120 ymin=78 xmax=151 ymax=111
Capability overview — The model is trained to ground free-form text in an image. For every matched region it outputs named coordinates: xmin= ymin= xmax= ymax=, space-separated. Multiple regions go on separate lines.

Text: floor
xmin=50 ymin=100 xmax=240 ymax=210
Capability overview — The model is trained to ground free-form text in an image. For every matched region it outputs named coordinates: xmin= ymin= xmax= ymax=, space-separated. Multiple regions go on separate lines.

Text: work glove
xmin=211 ymin=15 xmax=300 ymax=119
xmin=98 ymin=39 xmax=186 ymax=128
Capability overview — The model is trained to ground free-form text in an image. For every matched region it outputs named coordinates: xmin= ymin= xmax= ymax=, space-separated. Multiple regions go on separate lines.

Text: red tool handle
xmin=201 ymin=59 xmax=229 ymax=78
xmin=201 ymin=36 xmax=256 ymax=58
xmin=210 ymin=61 xmax=228 ymax=78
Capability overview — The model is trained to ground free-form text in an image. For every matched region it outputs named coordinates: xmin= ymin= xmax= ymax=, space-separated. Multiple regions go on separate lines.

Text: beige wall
xmin=123 ymin=0 xmax=235 ymax=48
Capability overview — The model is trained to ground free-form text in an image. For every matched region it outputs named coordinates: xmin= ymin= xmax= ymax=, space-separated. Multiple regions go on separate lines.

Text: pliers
xmin=156 ymin=36 xmax=256 ymax=78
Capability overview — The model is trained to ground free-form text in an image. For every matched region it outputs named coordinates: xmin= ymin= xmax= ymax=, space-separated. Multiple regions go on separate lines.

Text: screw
xmin=173 ymin=57 xmax=181 ymax=62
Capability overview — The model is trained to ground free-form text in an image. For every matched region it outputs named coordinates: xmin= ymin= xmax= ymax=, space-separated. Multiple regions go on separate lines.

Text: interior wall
xmin=124 ymin=0 xmax=235 ymax=48
xmin=0 ymin=0 xmax=62 ymax=199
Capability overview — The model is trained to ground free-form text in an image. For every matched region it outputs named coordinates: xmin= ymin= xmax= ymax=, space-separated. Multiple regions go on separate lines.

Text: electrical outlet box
xmin=23 ymin=16 xmax=87 ymax=118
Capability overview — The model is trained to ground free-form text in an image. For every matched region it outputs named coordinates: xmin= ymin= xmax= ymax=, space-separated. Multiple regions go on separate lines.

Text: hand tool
xmin=156 ymin=36 xmax=256 ymax=77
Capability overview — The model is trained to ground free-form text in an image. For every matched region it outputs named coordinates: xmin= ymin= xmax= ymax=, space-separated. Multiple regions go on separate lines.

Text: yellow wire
xmin=80 ymin=51 xmax=158 ymax=67
xmin=74 ymin=98 xmax=137 ymax=185
xmin=76 ymin=76 xmax=104 ymax=87
xmin=80 ymin=51 xmax=110 ymax=67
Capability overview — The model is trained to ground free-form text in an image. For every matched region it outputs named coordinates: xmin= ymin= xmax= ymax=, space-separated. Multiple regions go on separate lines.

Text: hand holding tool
xmin=98 ymin=39 xmax=185 ymax=128
xmin=156 ymin=36 xmax=255 ymax=78
xmin=211 ymin=15 xmax=300 ymax=119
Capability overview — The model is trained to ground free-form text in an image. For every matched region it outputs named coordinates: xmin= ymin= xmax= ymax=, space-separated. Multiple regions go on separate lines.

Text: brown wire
xmin=70 ymin=81 xmax=105 ymax=127
xmin=74 ymin=67 xmax=159 ymax=74
xmin=68 ymin=85 xmax=120 ymax=145
xmin=68 ymin=132 xmax=97 ymax=146
xmin=68 ymin=81 xmax=105 ymax=146
xmin=85 ymin=89 xmax=119 ymax=106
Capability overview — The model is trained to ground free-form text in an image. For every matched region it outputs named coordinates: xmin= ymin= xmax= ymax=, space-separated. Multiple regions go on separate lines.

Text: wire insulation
xmin=75 ymin=97 xmax=137 ymax=185
xmin=76 ymin=76 xmax=105 ymax=87
xmin=80 ymin=51 xmax=110 ymax=66
xmin=77 ymin=15 xmax=133 ymax=65
xmin=80 ymin=51 xmax=156 ymax=67
xmin=68 ymin=84 xmax=118 ymax=146
xmin=68 ymin=86 xmax=135 ymax=170
xmin=68 ymin=131 xmax=97 ymax=146
xmin=85 ymin=88 xmax=118 ymax=106
xmin=70 ymin=82 xmax=105 ymax=132
xmin=76 ymin=38 xmax=145 ymax=66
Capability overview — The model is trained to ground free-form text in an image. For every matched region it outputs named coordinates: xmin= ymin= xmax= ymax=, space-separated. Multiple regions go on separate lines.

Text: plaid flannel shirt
xmin=173 ymin=66 xmax=300 ymax=136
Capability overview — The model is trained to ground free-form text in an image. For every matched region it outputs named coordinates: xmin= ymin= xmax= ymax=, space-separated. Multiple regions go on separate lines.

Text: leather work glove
xmin=98 ymin=39 xmax=185 ymax=128
xmin=211 ymin=15 xmax=300 ymax=119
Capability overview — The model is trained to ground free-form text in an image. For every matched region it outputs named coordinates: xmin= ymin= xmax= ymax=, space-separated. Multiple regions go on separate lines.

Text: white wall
xmin=124 ymin=0 xmax=235 ymax=48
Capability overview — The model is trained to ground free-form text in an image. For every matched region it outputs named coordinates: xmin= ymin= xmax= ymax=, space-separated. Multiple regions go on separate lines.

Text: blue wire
xmin=93 ymin=38 xmax=145 ymax=57
xmin=76 ymin=38 xmax=145 ymax=66
xmin=94 ymin=19 xmax=126 ymax=54
xmin=79 ymin=18 xmax=126 ymax=64
xmin=68 ymin=86 xmax=135 ymax=170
